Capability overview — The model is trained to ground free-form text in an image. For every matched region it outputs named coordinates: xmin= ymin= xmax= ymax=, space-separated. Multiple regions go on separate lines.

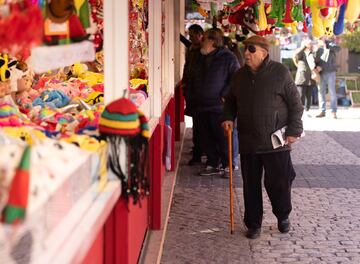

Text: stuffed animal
xmin=15 ymin=89 xmax=41 ymax=113
xmin=43 ymin=0 xmax=88 ymax=45
xmin=0 ymin=54 xmax=11 ymax=82
xmin=309 ymin=0 xmax=336 ymax=38
xmin=2 ymin=127 xmax=45 ymax=146
xmin=333 ymin=2 xmax=346 ymax=35
xmin=84 ymin=91 xmax=103 ymax=105
xmin=71 ymin=63 xmax=104 ymax=86
xmin=345 ymin=0 xmax=360 ymax=23
xmin=33 ymin=90 xmax=71 ymax=109
xmin=269 ymin=0 xmax=286 ymax=27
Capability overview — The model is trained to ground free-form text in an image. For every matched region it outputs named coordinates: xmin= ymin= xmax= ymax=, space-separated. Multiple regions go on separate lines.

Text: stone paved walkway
xmin=161 ymin=108 xmax=360 ymax=264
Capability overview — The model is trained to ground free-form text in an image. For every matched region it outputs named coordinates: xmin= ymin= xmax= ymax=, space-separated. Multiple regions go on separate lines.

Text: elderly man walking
xmin=222 ymin=36 xmax=304 ymax=239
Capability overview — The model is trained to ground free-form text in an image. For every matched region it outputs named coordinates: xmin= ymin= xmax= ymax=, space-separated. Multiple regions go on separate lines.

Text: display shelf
xmin=38 ymin=180 xmax=120 ymax=264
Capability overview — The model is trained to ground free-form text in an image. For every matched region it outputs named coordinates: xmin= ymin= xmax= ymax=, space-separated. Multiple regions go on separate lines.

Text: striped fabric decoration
xmin=2 ymin=146 xmax=31 ymax=224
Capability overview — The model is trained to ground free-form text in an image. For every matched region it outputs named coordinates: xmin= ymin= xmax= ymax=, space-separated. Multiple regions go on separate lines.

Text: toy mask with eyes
xmin=46 ymin=0 xmax=75 ymax=23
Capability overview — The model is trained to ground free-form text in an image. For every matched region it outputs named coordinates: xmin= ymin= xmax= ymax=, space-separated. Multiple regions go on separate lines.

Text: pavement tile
xmin=161 ymin=111 xmax=360 ymax=264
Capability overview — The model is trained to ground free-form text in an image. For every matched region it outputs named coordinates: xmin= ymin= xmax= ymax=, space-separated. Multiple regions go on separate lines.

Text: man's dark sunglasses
xmin=244 ymin=44 xmax=256 ymax=53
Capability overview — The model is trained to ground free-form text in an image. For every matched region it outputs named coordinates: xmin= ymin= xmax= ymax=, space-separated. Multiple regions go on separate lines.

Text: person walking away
xmin=314 ymin=38 xmax=340 ymax=119
xmin=293 ymin=39 xmax=316 ymax=113
xmin=182 ymin=24 xmax=204 ymax=165
xmin=222 ymin=35 xmax=304 ymax=239
xmin=191 ymin=28 xmax=240 ymax=176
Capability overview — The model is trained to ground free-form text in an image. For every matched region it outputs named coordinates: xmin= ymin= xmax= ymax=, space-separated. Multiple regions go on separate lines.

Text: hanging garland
xmin=88 ymin=0 xmax=103 ymax=51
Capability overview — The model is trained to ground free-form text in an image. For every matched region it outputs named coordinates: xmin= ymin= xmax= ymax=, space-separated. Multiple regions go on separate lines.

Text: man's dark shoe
xmin=188 ymin=157 xmax=202 ymax=166
xmin=316 ymin=112 xmax=326 ymax=118
xmin=278 ymin=219 xmax=290 ymax=233
xmin=199 ymin=166 xmax=221 ymax=176
xmin=245 ymin=228 xmax=261 ymax=239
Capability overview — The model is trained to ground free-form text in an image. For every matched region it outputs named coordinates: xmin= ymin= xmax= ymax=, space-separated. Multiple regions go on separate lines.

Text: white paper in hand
xmin=271 ymin=126 xmax=287 ymax=149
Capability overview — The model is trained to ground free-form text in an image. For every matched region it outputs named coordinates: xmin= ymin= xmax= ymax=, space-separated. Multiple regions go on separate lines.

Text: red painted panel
xmin=104 ymin=210 xmax=115 ymax=264
xmin=113 ymin=196 xmax=149 ymax=264
xmin=149 ymin=124 xmax=162 ymax=230
xmin=81 ymin=229 xmax=104 ymax=264
xmin=175 ymin=83 xmax=185 ymax=141
xmin=167 ymin=98 xmax=175 ymax=171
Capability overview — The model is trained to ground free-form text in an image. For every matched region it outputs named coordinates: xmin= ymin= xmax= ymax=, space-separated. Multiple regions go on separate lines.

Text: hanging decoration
xmin=190 ymin=0 xmax=359 ymax=39
xmin=99 ymin=98 xmax=150 ymax=205
xmin=42 ymin=0 xmax=88 ymax=45
xmin=0 ymin=0 xmax=43 ymax=59
xmin=88 ymin=0 xmax=103 ymax=51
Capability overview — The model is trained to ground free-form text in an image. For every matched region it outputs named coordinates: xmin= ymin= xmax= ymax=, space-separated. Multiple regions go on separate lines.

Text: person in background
xmin=191 ymin=28 xmax=240 ymax=176
xmin=222 ymin=35 xmax=303 ymax=239
xmin=223 ymin=36 xmax=244 ymax=67
xmin=223 ymin=36 xmax=243 ymax=171
xmin=293 ymin=39 xmax=316 ymax=113
xmin=314 ymin=38 xmax=340 ymax=119
xmin=182 ymin=24 xmax=204 ymax=166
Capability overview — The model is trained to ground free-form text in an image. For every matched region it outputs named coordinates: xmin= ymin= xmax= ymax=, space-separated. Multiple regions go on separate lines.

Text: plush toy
xmin=292 ymin=0 xmax=305 ymax=22
xmin=2 ymin=127 xmax=46 ymax=146
xmin=33 ymin=90 xmax=71 ymax=109
xmin=268 ymin=0 xmax=286 ymax=27
xmin=129 ymin=78 xmax=148 ymax=97
xmin=345 ymin=0 xmax=360 ymax=23
xmin=84 ymin=91 xmax=103 ymax=105
xmin=333 ymin=2 xmax=346 ymax=35
xmin=309 ymin=0 xmax=336 ymax=38
xmin=229 ymin=7 xmax=259 ymax=34
xmin=0 ymin=54 xmax=11 ymax=82
xmin=71 ymin=62 xmax=104 ymax=86
xmin=43 ymin=0 xmax=88 ymax=45
xmin=228 ymin=0 xmax=257 ymax=12
xmin=258 ymin=0 xmax=268 ymax=32
xmin=15 ymin=89 xmax=41 ymax=113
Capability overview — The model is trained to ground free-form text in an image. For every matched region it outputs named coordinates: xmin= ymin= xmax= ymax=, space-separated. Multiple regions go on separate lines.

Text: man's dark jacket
xmin=186 ymin=47 xmax=240 ymax=113
xmin=223 ymin=56 xmax=304 ymax=153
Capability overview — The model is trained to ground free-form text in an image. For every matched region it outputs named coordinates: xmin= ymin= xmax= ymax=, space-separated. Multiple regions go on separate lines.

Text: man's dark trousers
xmin=194 ymin=111 xmax=228 ymax=168
xmin=240 ymin=151 xmax=296 ymax=229
xmin=192 ymin=117 xmax=202 ymax=160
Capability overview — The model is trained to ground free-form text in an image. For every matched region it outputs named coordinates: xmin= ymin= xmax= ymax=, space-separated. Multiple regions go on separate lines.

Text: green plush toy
xmin=292 ymin=0 xmax=305 ymax=22
xmin=269 ymin=0 xmax=286 ymax=27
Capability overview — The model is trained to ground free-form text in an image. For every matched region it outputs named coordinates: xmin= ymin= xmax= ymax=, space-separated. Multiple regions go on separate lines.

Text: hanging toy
xmin=292 ymin=0 xmax=305 ymax=21
xmin=345 ymin=0 xmax=360 ymax=23
xmin=268 ymin=0 xmax=287 ymax=27
xmin=43 ymin=0 xmax=88 ymax=45
xmin=283 ymin=0 xmax=294 ymax=23
xmin=99 ymin=98 xmax=150 ymax=205
xmin=333 ymin=2 xmax=346 ymax=35
xmin=309 ymin=0 xmax=336 ymax=38
xmin=228 ymin=0 xmax=257 ymax=12
xmin=258 ymin=0 xmax=268 ymax=32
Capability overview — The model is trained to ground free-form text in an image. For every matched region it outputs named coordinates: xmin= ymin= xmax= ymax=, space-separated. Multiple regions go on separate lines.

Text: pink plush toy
xmin=15 ymin=89 xmax=40 ymax=113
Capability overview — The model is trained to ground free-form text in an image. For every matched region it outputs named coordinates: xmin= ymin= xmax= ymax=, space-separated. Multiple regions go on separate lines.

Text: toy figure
xmin=43 ymin=0 xmax=88 ymax=45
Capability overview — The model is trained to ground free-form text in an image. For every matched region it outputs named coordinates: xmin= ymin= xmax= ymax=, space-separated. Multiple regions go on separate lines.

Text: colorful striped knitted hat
xmin=99 ymin=98 xmax=149 ymax=138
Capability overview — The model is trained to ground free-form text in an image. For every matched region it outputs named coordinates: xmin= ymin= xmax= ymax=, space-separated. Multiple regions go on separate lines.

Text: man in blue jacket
xmin=189 ymin=28 xmax=240 ymax=176
xmin=222 ymin=36 xmax=304 ymax=239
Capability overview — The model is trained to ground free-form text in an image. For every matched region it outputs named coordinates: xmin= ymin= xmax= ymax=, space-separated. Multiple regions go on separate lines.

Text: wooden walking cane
xmin=227 ymin=127 xmax=235 ymax=234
